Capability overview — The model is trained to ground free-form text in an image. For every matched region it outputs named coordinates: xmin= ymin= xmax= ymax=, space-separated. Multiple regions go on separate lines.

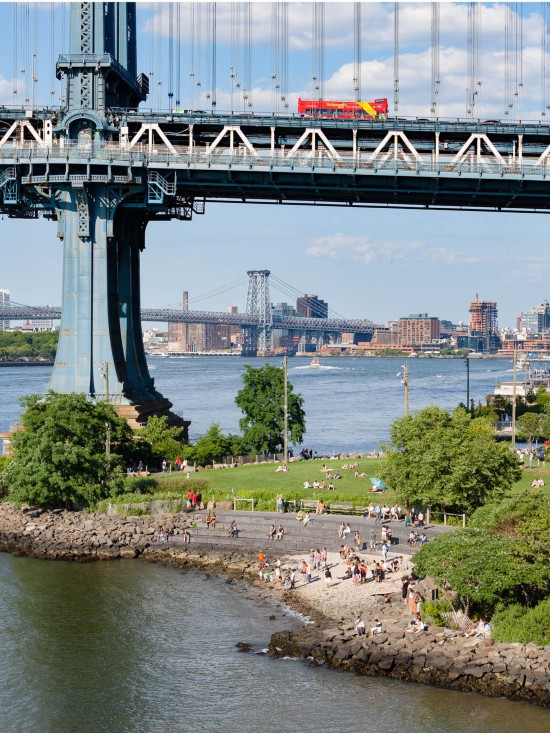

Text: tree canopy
xmin=0 ymin=330 xmax=58 ymax=362
xmin=235 ymin=364 xmax=305 ymax=453
xmin=136 ymin=414 xmax=183 ymax=466
xmin=414 ymin=528 xmax=548 ymax=616
xmin=7 ymin=392 xmax=134 ymax=508
xmin=380 ymin=405 xmax=521 ymax=513
xmin=182 ymin=423 xmax=243 ymax=466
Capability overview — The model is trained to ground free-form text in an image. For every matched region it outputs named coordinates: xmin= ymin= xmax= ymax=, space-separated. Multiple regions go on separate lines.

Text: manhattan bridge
xmin=2 ymin=1 xmax=550 ymax=428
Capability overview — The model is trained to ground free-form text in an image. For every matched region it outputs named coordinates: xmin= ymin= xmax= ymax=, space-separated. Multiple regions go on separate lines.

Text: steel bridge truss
xmin=4 ymin=114 xmax=550 ymax=212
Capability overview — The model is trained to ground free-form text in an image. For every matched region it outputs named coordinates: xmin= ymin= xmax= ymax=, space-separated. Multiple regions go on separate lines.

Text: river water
xmin=0 ymin=553 xmax=548 ymax=733
xmin=0 ymin=356 xmax=515 ymax=452
xmin=2 ymin=358 xmax=548 ymax=731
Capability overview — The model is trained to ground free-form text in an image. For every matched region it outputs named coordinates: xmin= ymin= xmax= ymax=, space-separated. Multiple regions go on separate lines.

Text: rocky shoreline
xmin=0 ymin=503 xmax=548 ymax=708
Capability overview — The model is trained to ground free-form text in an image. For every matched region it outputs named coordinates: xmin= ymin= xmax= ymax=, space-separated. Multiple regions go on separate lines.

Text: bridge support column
xmin=51 ymin=184 xmax=189 ymax=433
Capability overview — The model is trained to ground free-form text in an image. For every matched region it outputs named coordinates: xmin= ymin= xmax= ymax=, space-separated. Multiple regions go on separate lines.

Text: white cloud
xmin=0 ymin=75 xmax=14 ymax=105
xmin=305 ymin=233 xmax=478 ymax=266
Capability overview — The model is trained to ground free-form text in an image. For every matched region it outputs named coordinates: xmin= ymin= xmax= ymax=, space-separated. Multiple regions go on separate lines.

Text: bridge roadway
xmin=0 ymin=304 xmax=374 ymax=335
xmin=3 ymin=111 xmax=550 ymax=213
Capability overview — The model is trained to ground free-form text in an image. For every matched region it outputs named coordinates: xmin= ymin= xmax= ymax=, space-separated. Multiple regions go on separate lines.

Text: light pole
xmin=465 ymin=355 xmax=470 ymax=411
xmin=100 ymin=361 xmax=109 ymax=403
xmin=512 ymin=350 xmax=517 ymax=451
xmin=105 ymin=422 xmax=111 ymax=458
xmin=401 ymin=363 xmax=409 ymax=416
xmin=283 ymin=355 xmax=289 ymax=464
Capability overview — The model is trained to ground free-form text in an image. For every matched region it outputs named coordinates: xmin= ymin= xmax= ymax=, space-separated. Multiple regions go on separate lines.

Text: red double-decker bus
xmin=298 ymin=98 xmax=388 ymax=119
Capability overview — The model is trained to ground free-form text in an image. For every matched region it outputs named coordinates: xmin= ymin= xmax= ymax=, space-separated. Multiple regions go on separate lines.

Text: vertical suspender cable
xmin=60 ymin=2 xmax=65 ymax=105
xmin=189 ymin=4 xmax=195 ymax=109
xmin=50 ymin=1 xmax=55 ymax=107
xmin=156 ymin=2 xmax=162 ymax=110
xmin=394 ymin=3 xmax=399 ymax=117
xmin=542 ymin=3 xmax=549 ymax=119
xmin=12 ymin=4 xmax=17 ymax=105
xmin=243 ymin=2 xmax=252 ymax=110
xmin=312 ymin=4 xmax=317 ymax=106
xmin=197 ymin=4 xmax=203 ymax=106
xmin=212 ymin=2 xmax=217 ymax=111
xmin=206 ymin=1 xmax=212 ymax=108
xmin=354 ymin=2 xmax=361 ymax=102
xmin=505 ymin=3 xmax=511 ymax=117
xmin=312 ymin=4 xmax=324 ymax=105
xmin=431 ymin=2 xmax=440 ymax=118
xmin=516 ymin=2 xmax=524 ymax=120
xmin=271 ymin=3 xmax=279 ymax=113
xmin=281 ymin=2 xmax=288 ymax=111
xmin=320 ymin=3 xmax=325 ymax=102
xmin=176 ymin=3 xmax=181 ymax=107
xmin=168 ymin=3 xmax=174 ymax=111
xmin=32 ymin=3 xmax=38 ymax=109
xmin=466 ymin=2 xmax=479 ymax=119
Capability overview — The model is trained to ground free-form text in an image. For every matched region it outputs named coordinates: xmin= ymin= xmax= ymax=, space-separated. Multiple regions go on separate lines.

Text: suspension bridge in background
xmin=0 ymin=269 xmax=375 ymax=353
xmin=2 ymin=2 xmax=550 ymax=430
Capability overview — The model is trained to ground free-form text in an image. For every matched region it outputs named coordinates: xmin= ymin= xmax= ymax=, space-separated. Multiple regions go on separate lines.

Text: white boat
xmin=310 ymin=357 xmax=321 ymax=367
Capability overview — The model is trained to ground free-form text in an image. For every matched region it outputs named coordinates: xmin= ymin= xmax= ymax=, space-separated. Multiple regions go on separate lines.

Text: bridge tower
xmin=243 ymin=270 xmax=273 ymax=357
xmin=49 ymin=2 xmax=186 ymax=432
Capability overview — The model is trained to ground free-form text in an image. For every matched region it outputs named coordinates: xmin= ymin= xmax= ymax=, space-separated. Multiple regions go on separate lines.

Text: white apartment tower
xmin=0 ymin=289 xmax=9 ymax=331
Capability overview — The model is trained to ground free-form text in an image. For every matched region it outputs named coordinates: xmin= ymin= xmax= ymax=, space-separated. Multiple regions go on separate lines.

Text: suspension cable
xmin=542 ymin=3 xmax=549 ymax=119
xmin=354 ymin=2 xmax=361 ymax=102
xmin=12 ymin=4 xmax=17 ymax=105
xmin=271 ymin=3 xmax=279 ymax=113
xmin=431 ymin=3 xmax=440 ymax=118
xmin=168 ymin=2 xmax=174 ymax=111
xmin=211 ymin=2 xmax=217 ymax=111
xmin=281 ymin=2 xmax=288 ymax=111
xmin=394 ymin=3 xmax=399 ymax=117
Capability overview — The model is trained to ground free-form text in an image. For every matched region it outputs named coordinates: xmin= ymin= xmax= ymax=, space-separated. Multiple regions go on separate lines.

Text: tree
xmin=235 ymin=364 xmax=305 ymax=453
xmin=183 ymin=423 xmax=243 ymax=466
xmin=414 ymin=528 xmax=548 ymax=616
xmin=380 ymin=406 xmax=521 ymax=513
xmin=137 ymin=415 xmax=184 ymax=466
xmin=7 ymin=392 xmax=134 ymax=508
xmin=516 ymin=411 xmax=550 ymax=448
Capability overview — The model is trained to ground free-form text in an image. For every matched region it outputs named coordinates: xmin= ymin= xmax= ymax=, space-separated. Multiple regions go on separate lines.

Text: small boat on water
xmin=310 ymin=357 xmax=321 ymax=368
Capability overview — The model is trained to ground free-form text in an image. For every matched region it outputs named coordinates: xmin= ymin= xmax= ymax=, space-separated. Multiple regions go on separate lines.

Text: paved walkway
xmin=169 ymin=509 xmax=452 ymax=556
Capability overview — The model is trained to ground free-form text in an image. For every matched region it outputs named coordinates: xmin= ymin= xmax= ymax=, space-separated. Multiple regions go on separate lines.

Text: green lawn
xmin=127 ymin=453 xmax=550 ymax=514
xmin=154 ymin=457 xmax=393 ymax=510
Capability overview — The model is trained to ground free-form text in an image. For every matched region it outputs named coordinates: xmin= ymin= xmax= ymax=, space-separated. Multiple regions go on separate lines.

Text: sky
xmin=1 ymin=1 xmax=549 ymax=328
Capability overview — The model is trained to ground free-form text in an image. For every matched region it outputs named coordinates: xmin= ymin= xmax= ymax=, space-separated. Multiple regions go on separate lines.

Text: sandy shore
xmin=260 ymin=550 xmax=411 ymax=621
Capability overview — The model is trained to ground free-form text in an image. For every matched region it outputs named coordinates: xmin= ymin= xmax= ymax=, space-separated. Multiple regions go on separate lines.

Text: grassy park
xmin=110 ymin=452 xmax=550 ymax=515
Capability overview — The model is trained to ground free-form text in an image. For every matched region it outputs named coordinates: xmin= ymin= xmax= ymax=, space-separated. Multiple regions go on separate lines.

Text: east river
xmin=1 ymin=357 xmax=549 ymax=732
xmin=0 ymin=355 xmax=518 ymax=452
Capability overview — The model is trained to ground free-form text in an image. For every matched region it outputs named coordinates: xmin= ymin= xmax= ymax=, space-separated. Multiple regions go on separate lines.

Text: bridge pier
xmin=51 ymin=184 xmax=189 ymax=433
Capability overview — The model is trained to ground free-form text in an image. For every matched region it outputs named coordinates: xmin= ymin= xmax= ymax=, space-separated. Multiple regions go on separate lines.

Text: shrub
xmin=491 ymin=598 xmax=550 ymax=646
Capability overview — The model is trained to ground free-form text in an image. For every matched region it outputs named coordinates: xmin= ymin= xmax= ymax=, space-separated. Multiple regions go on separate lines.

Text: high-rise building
xmin=397 ymin=313 xmax=440 ymax=346
xmin=0 ymin=289 xmax=9 ymax=331
xmin=520 ymin=299 xmax=550 ymax=336
xmin=296 ymin=294 xmax=328 ymax=319
xmin=272 ymin=302 xmax=296 ymax=349
xmin=469 ymin=296 xmax=499 ymax=352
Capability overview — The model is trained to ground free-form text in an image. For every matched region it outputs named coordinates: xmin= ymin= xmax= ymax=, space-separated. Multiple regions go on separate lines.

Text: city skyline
xmin=2 ymin=275 xmax=549 ymax=334
xmin=1 ymin=2 xmax=549 ymax=328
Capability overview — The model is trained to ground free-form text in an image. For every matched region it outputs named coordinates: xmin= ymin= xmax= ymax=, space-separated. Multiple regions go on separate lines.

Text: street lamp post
xmin=283 ymin=355 xmax=289 ymax=464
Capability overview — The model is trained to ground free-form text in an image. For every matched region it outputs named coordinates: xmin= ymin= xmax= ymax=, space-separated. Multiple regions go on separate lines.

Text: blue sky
xmin=0 ymin=1 xmax=549 ymax=327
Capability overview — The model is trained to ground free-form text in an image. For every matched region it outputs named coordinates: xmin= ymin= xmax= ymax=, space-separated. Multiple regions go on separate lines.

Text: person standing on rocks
xmin=401 ymin=576 xmax=410 ymax=604
xmin=369 ymin=529 xmax=376 ymax=550
xmin=324 ymin=568 xmax=333 ymax=588
xmin=276 ymin=494 xmax=284 ymax=513
xmin=355 ymin=618 xmax=366 ymax=635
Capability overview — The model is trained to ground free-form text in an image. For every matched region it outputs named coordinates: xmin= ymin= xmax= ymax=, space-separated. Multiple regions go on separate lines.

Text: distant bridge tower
xmin=243 ymin=270 xmax=273 ymax=356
